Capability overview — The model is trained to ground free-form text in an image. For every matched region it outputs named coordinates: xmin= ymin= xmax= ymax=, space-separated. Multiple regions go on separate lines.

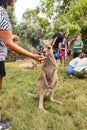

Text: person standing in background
xmin=73 ymin=35 xmax=84 ymax=58
xmin=60 ymin=37 xmax=67 ymax=66
xmin=50 ymin=28 xmax=66 ymax=65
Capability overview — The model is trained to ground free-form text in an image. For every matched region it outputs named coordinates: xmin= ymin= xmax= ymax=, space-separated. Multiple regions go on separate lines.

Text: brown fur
xmin=37 ymin=39 xmax=62 ymax=111
xmin=24 ymin=39 xmax=62 ymax=112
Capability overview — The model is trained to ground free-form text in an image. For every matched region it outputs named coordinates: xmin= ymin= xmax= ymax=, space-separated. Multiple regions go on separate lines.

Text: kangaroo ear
xmin=39 ymin=39 xmax=47 ymax=46
xmin=52 ymin=37 xmax=57 ymax=46
xmin=49 ymin=37 xmax=57 ymax=46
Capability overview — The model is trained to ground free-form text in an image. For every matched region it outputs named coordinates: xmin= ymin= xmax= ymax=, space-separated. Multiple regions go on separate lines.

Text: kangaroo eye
xmin=48 ymin=47 xmax=51 ymax=50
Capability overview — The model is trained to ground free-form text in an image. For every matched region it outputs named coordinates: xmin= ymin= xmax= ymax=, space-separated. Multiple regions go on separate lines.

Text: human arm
xmin=59 ymin=42 xmax=62 ymax=51
xmin=73 ymin=41 xmax=83 ymax=49
xmin=49 ymin=39 xmax=54 ymax=45
xmin=74 ymin=46 xmax=83 ymax=49
xmin=58 ymin=35 xmax=64 ymax=51
xmin=0 ymin=30 xmax=46 ymax=62
xmin=49 ymin=37 xmax=58 ymax=46
xmin=49 ymin=33 xmax=58 ymax=46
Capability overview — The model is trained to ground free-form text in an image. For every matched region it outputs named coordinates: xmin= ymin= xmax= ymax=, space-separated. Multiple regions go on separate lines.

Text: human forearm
xmin=74 ymin=46 xmax=83 ymax=49
xmin=0 ymin=30 xmax=46 ymax=61
xmin=59 ymin=42 xmax=62 ymax=51
xmin=7 ymin=42 xmax=37 ymax=59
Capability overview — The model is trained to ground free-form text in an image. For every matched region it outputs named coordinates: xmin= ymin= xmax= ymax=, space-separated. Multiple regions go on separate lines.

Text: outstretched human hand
xmin=12 ymin=35 xmax=20 ymax=41
xmin=32 ymin=53 xmax=46 ymax=62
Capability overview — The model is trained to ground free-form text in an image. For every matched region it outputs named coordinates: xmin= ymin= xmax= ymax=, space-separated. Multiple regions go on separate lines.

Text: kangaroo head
xmin=39 ymin=39 xmax=53 ymax=57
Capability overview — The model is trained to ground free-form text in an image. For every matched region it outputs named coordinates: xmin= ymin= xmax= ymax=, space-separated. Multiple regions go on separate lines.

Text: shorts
xmin=73 ymin=70 xmax=85 ymax=78
xmin=66 ymin=65 xmax=74 ymax=75
xmin=0 ymin=61 xmax=6 ymax=77
xmin=53 ymin=48 xmax=60 ymax=59
xmin=54 ymin=51 xmax=60 ymax=59
xmin=61 ymin=50 xmax=65 ymax=56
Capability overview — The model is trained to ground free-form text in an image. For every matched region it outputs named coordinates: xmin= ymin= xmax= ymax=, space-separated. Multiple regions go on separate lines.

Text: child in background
xmin=60 ymin=38 xmax=67 ymax=66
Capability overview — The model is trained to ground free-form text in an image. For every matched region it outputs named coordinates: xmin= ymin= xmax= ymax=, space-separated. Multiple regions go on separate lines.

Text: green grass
xmin=0 ymin=60 xmax=87 ymax=130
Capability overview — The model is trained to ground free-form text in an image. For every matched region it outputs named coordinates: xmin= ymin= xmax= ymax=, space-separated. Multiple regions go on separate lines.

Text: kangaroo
xmin=24 ymin=39 xmax=62 ymax=112
xmin=37 ymin=39 xmax=62 ymax=111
